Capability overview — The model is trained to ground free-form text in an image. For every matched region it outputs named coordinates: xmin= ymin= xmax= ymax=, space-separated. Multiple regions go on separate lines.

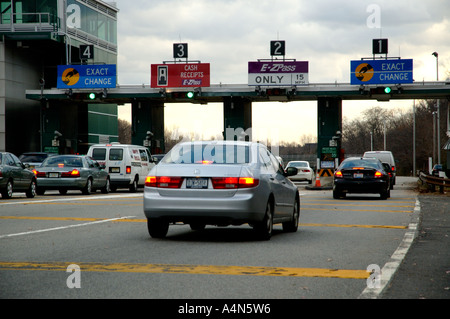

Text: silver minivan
xmin=363 ymin=151 xmax=396 ymax=186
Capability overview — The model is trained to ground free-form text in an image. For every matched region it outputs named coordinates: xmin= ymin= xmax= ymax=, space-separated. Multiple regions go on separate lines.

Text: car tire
xmin=36 ymin=188 xmax=45 ymax=196
xmin=333 ymin=189 xmax=345 ymax=199
xmin=129 ymin=177 xmax=138 ymax=193
xmin=255 ymin=200 xmax=273 ymax=240
xmin=283 ymin=198 xmax=299 ymax=233
xmin=101 ymin=178 xmax=110 ymax=194
xmin=147 ymin=218 xmax=169 ymax=238
xmin=380 ymin=187 xmax=390 ymax=200
xmin=1 ymin=179 xmax=13 ymax=199
xmin=26 ymin=179 xmax=36 ymax=198
xmin=82 ymin=178 xmax=92 ymax=195
xmin=59 ymin=189 xmax=67 ymax=195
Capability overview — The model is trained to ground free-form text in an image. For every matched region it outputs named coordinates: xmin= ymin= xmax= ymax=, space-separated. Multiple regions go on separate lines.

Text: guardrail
xmin=419 ymin=171 xmax=450 ymax=193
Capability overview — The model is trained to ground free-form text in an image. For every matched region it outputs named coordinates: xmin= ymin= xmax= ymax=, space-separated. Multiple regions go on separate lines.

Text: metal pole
xmin=432 ymin=52 xmax=440 ymax=164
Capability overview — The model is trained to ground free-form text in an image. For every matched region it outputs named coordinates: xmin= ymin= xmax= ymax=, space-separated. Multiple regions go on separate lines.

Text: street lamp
xmin=432 ymin=52 xmax=440 ymax=164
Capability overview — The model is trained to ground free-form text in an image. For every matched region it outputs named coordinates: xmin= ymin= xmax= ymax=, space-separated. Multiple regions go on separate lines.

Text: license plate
xmin=110 ymin=167 xmax=120 ymax=173
xmin=353 ymin=173 xmax=363 ymax=178
xmin=49 ymin=172 xmax=59 ymax=178
xmin=186 ymin=178 xmax=208 ymax=189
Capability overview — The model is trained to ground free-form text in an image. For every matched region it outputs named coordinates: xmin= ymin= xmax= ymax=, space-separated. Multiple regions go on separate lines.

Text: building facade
xmin=0 ymin=0 xmax=119 ymax=155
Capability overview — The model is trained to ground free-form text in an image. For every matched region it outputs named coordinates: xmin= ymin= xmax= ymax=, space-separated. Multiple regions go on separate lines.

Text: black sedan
xmin=333 ymin=157 xmax=390 ymax=199
xmin=0 ymin=152 xmax=37 ymax=199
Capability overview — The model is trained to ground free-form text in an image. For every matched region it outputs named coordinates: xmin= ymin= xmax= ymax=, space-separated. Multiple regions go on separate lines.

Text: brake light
xmin=33 ymin=170 xmax=46 ymax=177
xmin=211 ymin=177 xmax=259 ymax=189
xmin=61 ymin=169 xmax=80 ymax=177
xmin=334 ymin=170 xmax=343 ymax=178
xmin=374 ymin=171 xmax=383 ymax=178
xmin=211 ymin=177 xmax=238 ymax=189
xmin=391 ymin=166 xmax=395 ymax=172
xmin=145 ymin=176 xmax=183 ymax=188
xmin=239 ymin=177 xmax=259 ymax=188
xmin=126 ymin=166 xmax=131 ymax=174
xmin=352 ymin=167 xmax=365 ymax=170
xmin=145 ymin=176 xmax=157 ymax=187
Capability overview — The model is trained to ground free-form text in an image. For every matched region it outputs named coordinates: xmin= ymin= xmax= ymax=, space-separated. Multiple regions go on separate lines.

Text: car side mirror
xmin=285 ymin=167 xmax=298 ymax=176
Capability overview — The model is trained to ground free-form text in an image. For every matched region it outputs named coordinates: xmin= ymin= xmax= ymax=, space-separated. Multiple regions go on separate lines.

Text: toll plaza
xmin=1 ymin=1 xmax=449 ymax=186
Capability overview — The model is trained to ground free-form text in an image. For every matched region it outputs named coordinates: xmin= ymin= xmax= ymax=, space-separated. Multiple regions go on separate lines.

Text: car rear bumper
xmin=143 ymin=187 xmax=266 ymax=225
xmin=36 ymin=178 xmax=86 ymax=189
xmin=334 ymin=179 xmax=388 ymax=193
xmin=110 ymin=177 xmax=133 ymax=187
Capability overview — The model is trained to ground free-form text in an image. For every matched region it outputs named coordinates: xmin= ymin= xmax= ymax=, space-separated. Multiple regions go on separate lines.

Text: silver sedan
xmin=34 ymin=155 xmax=110 ymax=195
xmin=143 ymin=141 xmax=300 ymax=240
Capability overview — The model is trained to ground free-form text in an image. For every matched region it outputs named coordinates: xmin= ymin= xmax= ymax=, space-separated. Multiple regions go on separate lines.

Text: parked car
xmin=333 ymin=157 xmax=390 ymax=199
xmin=34 ymin=155 xmax=110 ymax=195
xmin=0 ymin=152 xmax=37 ymax=199
xmin=87 ymin=143 xmax=155 ymax=192
xmin=143 ymin=141 xmax=300 ymax=240
xmin=363 ymin=151 xmax=396 ymax=186
xmin=285 ymin=160 xmax=314 ymax=183
xmin=19 ymin=152 xmax=56 ymax=169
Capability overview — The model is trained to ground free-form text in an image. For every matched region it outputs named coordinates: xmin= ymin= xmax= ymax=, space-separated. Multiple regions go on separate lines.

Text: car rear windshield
xmin=288 ymin=162 xmax=308 ymax=168
xmin=91 ymin=148 xmax=106 ymax=161
xmin=42 ymin=156 xmax=83 ymax=168
xmin=163 ymin=144 xmax=251 ymax=164
xmin=19 ymin=154 xmax=49 ymax=162
xmin=109 ymin=149 xmax=123 ymax=160
xmin=340 ymin=159 xmax=380 ymax=169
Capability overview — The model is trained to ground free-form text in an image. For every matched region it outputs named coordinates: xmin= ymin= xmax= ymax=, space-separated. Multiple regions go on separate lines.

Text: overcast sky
xmin=113 ymin=0 xmax=449 ymax=143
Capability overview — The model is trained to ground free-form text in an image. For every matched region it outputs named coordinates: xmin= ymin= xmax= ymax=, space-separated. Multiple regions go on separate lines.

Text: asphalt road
xmin=1 ymin=177 xmax=442 ymax=303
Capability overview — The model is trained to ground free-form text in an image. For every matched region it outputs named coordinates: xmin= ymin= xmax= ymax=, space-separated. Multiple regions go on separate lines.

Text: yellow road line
xmin=303 ymin=208 xmax=412 ymax=213
xmin=299 ymin=223 xmax=407 ymax=229
xmin=0 ymin=261 xmax=370 ymax=279
xmin=24 ymin=202 xmax=141 ymax=206
xmin=0 ymin=216 xmax=408 ymax=229
xmin=302 ymin=202 xmax=414 ymax=208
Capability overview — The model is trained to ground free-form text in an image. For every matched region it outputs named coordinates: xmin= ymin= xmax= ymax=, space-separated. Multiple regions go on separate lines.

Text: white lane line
xmin=358 ymin=198 xmax=421 ymax=299
xmin=0 ymin=216 xmax=136 ymax=239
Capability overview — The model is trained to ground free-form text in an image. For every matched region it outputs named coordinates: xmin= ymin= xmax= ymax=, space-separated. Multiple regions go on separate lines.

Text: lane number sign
xmin=372 ymin=38 xmax=388 ymax=55
xmin=270 ymin=40 xmax=285 ymax=56
xmin=173 ymin=43 xmax=188 ymax=59
xmin=80 ymin=44 xmax=94 ymax=60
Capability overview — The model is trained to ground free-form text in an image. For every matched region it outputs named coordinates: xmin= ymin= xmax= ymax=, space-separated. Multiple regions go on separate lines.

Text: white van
xmin=363 ymin=151 xmax=396 ymax=186
xmin=87 ymin=143 xmax=155 ymax=192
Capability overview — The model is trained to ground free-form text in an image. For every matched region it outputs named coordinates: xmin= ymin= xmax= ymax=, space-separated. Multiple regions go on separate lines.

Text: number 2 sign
xmin=270 ymin=40 xmax=285 ymax=56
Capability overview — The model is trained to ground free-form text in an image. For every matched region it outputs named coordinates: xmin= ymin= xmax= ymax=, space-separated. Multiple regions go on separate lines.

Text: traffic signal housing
xmin=369 ymin=86 xmax=392 ymax=101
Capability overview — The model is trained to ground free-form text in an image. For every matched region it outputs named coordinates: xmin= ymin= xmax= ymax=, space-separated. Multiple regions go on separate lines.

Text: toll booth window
xmin=109 ymin=149 xmax=123 ymax=161
xmin=92 ymin=148 xmax=106 ymax=161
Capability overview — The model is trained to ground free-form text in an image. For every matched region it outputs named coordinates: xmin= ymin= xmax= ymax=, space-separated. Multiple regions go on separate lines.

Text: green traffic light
xmin=384 ymin=87 xmax=392 ymax=94
xmin=186 ymin=91 xmax=194 ymax=99
xmin=88 ymin=92 xmax=96 ymax=100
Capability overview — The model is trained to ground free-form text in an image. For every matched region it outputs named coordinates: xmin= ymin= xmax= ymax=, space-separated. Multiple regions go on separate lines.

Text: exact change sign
xmin=248 ymin=61 xmax=308 ymax=86
xmin=350 ymin=59 xmax=413 ymax=85
xmin=57 ymin=64 xmax=117 ymax=89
